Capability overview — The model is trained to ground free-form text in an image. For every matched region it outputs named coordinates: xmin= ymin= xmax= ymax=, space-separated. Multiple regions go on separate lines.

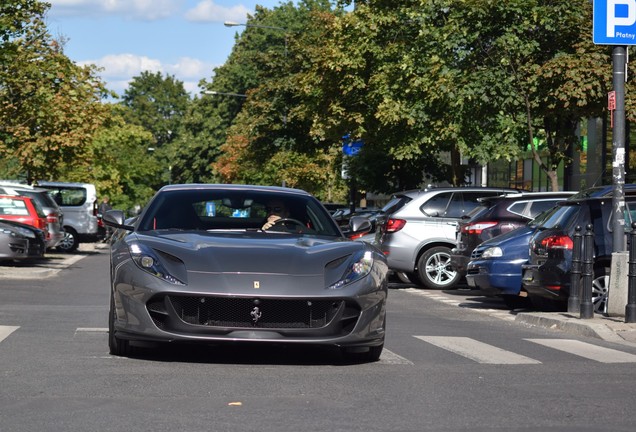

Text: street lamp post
xmin=224 ymin=21 xmax=287 ymax=58
xmin=203 ymin=90 xmax=247 ymax=98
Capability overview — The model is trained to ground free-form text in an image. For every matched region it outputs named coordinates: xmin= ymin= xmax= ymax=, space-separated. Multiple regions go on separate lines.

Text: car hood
xmin=130 ymin=231 xmax=364 ymax=276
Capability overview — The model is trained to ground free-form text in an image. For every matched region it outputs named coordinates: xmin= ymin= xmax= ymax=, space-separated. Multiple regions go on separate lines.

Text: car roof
xmin=567 ymin=184 xmax=636 ymax=199
xmin=392 ymin=186 xmax=519 ymax=198
xmin=478 ymin=191 xmax=576 ymax=203
xmin=158 ymin=183 xmax=312 ymax=197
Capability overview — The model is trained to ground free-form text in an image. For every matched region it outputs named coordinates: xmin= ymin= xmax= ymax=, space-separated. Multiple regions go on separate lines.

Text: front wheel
xmin=592 ymin=267 xmax=610 ymax=314
xmin=109 ymin=294 xmax=131 ymax=356
xmin=416 ymin=246 xmax=460 ymax=290
xmin=56 ymin=228 xmax=79 ymax=252
xmin=342 ymin=344 xmax=384 ymax=363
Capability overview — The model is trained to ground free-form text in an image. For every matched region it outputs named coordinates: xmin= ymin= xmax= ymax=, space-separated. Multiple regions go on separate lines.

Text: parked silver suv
xmin=34 ymin=181 xmax=99 ymax=252
xmin=376 ymin=186 xmax=518 ymax=289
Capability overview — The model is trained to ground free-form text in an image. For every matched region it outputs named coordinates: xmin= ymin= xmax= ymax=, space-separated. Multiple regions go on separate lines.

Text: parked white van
xmin=34 ymin=181 xmax=100 ymax=252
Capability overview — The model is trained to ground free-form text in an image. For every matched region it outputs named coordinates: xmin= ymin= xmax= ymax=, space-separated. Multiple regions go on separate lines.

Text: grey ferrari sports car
xmin=103 ymin=184 xmax=388 ymax=362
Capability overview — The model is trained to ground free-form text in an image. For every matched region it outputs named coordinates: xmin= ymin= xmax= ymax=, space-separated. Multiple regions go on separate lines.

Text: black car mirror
xmin=103 ymin=209 xmax=134 ymax=231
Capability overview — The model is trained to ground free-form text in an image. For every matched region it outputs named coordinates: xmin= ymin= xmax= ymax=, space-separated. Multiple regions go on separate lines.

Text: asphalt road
xmin=2 ymin=248 xmax=636 ymax=431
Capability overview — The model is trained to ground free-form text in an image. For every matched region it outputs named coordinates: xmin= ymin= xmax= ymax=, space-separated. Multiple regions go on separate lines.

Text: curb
xmin=516 ymin=312 xmax=636 ymax=347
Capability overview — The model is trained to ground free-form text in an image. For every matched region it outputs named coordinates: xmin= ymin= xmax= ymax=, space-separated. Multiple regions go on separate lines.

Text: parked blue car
xmin=465 ymin=208 xmax=557 ymax=309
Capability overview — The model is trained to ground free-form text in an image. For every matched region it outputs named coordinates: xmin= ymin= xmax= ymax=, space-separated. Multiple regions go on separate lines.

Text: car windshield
xmin=137 ymin=188 xmax=342 ymax=237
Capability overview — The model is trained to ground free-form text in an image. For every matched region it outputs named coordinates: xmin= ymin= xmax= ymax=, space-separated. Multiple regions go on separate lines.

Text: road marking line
xmin=75 ymin=327 xmax=108 ymax=332
xmin=0 ymin=325 xmax=19 ymax=342
xmin=415 ymin=336 xmax=541 ymax=364
xmin=379 ymin=349 xmax=413 ymax=365
xmin=525 ymin=339 xmax=636 ymax=363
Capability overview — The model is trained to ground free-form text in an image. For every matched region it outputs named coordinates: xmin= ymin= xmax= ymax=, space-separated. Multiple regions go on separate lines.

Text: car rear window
xmin=537 ymin=204 xmax=579 ymax=230
xmin=381 ymin=195 xmax=411 ymax=215
xmin=42 ymin=187 xmax=87 ymax=206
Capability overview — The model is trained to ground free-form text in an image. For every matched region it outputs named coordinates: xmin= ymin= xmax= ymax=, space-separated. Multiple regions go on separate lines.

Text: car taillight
xmin=93 ymin=199 xmax=98 ymax=216
xmin=46 ymin=214 xmax=59 ymax=224
xmin=541 ymin=235 xmax=573 ymax=250
xmin=348 ymin=232 xmax=365 ymax=240
xmin=385 ymin=218 xmax=406 ymax=233
xmin=462 ymin=221 xmax=498 ymax=235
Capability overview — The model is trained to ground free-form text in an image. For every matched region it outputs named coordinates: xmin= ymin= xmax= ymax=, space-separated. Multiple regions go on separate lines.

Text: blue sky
xmin=46 ymin=1 xmax=291 ymax=98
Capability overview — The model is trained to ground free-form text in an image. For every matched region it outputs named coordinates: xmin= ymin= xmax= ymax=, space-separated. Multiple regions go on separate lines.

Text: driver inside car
xmin=262 ymin=200 xmax=290 ymax=230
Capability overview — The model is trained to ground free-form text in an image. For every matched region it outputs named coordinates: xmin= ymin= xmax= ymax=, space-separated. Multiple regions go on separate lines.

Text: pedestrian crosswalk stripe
xmin=0 ymin=325 xmax=19 ymax=343
xmin=414 ymin=336 xmax=542 ymax=364
xmin=525 ymin=339 xmax=636 ymax=363
xmin=380 ymin=349 xmax=413 ymax=365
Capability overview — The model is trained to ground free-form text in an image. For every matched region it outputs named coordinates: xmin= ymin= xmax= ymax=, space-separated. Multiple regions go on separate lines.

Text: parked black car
xmin=521 ymin=185 xmax=636 ymax=313
xmin=451 ymin=192 xmax=575 ymax=280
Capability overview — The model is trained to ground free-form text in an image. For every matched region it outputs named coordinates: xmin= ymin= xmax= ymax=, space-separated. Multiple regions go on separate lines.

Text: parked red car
xmin=0 ymin=195 xmax=49 ymax=242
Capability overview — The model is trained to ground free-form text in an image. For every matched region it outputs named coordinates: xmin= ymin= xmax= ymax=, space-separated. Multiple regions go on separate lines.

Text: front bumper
xmin=521 ymin=264 xmax=569 ymax=303
xmin=466 ymin=258 xmax=526 ymax=296
xmin=112 ymin=263 xmax=387 ymax=349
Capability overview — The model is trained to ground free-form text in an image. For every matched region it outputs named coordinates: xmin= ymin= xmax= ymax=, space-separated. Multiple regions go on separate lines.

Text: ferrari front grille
xmin=147 ymin=295 xmax=359 ymax=332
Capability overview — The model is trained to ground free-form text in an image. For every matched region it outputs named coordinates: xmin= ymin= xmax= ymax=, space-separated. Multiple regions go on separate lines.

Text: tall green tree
xmin=120 ymin=71 xmax=190 ymax=148
xmin=120 ymin=71 xmax=190 ymax=188
xmin=206 ymin=1 xmax=351 ymax=201
xmin=82 ymin=105 xmax=159 ymax=212
xmin=301 ymin=0 xmax=613 ymax=192
xmin=0 ymin=1 xmax=110 ymax=182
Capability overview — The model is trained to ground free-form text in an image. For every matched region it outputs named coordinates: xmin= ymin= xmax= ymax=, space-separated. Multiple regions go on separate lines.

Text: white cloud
xmin=79 ymin=53 xmax=213 ymax=96
xmin=48 ymin=0 xmax=184 ymax=20
xmin=184 ymin=0 xmax=251 ymax=23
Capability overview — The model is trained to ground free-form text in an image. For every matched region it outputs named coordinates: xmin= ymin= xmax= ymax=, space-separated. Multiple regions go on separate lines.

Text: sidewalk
xmin=0 ymin=242 xmax=108 ymax=279
xmin=516 ymin=311 xmax=636 ymax=347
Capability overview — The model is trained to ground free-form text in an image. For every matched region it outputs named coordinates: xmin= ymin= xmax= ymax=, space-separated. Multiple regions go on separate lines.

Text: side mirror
xmin=348 ymin=216 xmax=372 ymax=236
xmin=103 ymin=209 xmax=134 ymax=231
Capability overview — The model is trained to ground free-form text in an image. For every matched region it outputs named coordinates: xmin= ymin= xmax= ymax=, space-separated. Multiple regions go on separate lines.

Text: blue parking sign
xmin=594 ymin=0 xmax=636 ymax=45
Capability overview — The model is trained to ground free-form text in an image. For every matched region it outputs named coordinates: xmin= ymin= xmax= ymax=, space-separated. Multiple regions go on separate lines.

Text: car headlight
xmin=328 ymin=250 xmax=374 ymax=290
xmin=129 ymin=242 xmax=186 ymax=285
xmin=481 ymin=246 xmax=503 ymax=258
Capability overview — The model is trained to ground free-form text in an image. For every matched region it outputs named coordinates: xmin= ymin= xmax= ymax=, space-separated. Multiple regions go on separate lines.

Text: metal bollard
xmin=626 ymin=222 xmax=636 ymax=323
xmin=568 ymin=226 xmax=582 ymax=313
xmin=580 ymin=224 xmax=594 ymax=319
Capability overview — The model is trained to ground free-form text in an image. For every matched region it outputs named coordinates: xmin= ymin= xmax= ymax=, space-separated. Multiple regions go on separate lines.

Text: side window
xmin=420 ymin=193 xmax=452 ymax=217
xmin=508 ymin=201 xmax=529 ymax=217
xmin=528 ymin=200 xmax=560 ymax=218
xmin=446 ymin=192 xmax=498 ymax=218
xmin=445 ymin=193 xmax=466 ymax=218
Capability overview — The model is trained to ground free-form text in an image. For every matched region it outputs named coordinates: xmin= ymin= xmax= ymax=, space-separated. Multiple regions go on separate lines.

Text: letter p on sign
xmin=607 ymin=0 xmax=636 ymax=37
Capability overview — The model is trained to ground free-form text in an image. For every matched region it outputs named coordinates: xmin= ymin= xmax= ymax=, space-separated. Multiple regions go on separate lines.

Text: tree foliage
xmin=0 ymin=0 xmax=110 ymax=183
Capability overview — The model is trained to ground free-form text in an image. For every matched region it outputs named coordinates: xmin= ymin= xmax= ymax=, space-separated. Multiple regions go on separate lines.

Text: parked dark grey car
xmin=103 ymin=184 xmax=388 ymax=362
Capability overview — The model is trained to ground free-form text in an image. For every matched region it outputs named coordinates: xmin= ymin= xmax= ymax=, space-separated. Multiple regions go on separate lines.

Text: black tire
xmin=416 ymin=246 xmax=460 ymax=290
xmin=56 ymin=227 xmax=79 ymax=252
xmin=342 ymin=343 xmax=384 ymax=363
xmin=396 ymin=272 xmax=413 ymax=284
xmin=109 ymin=294 xmax=131 ymax=356
xmin=501 ymin=294 xmax=532 ymax=310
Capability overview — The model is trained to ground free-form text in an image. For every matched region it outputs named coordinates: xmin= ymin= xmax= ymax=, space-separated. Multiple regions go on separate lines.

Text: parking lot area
xmin=0 ymin=242 xmax=107 ymax=279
